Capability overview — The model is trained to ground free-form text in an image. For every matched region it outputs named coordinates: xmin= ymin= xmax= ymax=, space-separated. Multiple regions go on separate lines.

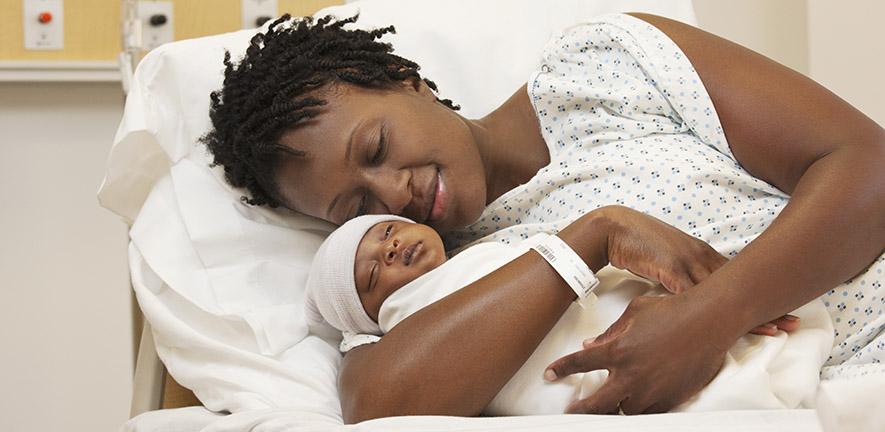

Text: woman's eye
xmin=354 ymin=195 xmax=368 ymax=219
xmin=384 ymin=224 xmax=392 ymax=239
xmin=370 ymin=127 xmax=387 ymax=164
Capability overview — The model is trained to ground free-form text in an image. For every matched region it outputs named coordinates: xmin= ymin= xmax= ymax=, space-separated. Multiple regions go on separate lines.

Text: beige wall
xmin=693 ymin=0 xmax=884 ymax=126
xmin=0 ymin=82 xmax=132 ymax=432
xmin=808 ymin=1 xmax=885 ymax=127
xmin=693 ymin=0 xmax=809 ymax=74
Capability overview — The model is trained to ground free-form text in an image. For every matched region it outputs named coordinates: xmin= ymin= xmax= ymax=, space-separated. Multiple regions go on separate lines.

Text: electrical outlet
xmin=242 ymin=0 xmax=277 ymax=29
xmin=138 ymin=1 xmax=173 ymax=50
xmin=23 ymin=0 xmax=64 ymax=50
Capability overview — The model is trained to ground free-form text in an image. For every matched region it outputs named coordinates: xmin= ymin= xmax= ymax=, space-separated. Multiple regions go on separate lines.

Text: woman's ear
xmin=400 ymin=76 xmax=437 ymax=101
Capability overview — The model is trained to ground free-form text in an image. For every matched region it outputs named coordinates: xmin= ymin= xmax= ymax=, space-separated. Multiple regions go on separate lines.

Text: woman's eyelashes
xmin=370 ymin=125 xmax=387 ymax=165
xmin=353 ymin=195 xmax=368 ymax=220
xmin=351 ymin=127 xmax=389 ymax=221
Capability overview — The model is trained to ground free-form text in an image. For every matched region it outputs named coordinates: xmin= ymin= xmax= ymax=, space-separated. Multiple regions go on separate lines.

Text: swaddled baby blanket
xmin=346 ymin=234 xmax=833 ymax=415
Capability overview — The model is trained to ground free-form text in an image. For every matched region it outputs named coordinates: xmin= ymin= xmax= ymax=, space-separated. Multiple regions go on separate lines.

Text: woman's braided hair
xmin=201 ymin=13 xmax=459 ymax=207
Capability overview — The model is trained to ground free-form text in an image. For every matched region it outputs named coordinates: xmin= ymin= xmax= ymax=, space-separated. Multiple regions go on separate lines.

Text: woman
xmin=202 ymin=13 xmax=884 ymax=422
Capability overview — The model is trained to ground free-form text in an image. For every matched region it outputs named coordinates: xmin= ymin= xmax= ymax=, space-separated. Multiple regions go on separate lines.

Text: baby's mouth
xmin=402 ymin=241 xmax=423 ymax=266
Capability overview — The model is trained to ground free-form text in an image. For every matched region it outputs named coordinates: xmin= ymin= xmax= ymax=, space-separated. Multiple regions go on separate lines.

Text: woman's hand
xmin=546 ymin=293 xmax=727 ymax=414
xmin=602 ymin=206 xmax=727 ymax=294
xmin=598 ymin=206 xmax=799 ymax=336
xmin=545 ymin=207 xmax=802 ymax=414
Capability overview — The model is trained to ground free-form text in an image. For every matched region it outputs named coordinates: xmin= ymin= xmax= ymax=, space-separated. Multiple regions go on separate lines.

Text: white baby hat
xmin=304 ymin=214 xmax=414 ymax=335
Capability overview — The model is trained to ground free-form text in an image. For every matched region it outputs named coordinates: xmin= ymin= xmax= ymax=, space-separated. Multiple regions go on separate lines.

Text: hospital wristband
xmin=531 ymin=234 xmax=600 ymax=301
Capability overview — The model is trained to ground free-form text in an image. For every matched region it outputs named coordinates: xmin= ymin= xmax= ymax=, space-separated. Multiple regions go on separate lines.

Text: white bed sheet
xmin=125 ymin=369 xmax=885 ymax=432
xmin=124 ymin=408 xmax=823 ymax=432
xmin=121 ymin=367 xmax=885 ymax=432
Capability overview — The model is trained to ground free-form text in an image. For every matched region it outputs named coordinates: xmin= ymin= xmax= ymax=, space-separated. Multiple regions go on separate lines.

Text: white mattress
xmin=123 ymin=372 xmax=885 ymax=431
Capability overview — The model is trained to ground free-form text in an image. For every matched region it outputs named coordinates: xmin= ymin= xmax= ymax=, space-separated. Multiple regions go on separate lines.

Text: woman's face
xmin=274 ymin=80 xmax=488 ymax=235
xmin=354 ymin=221 xmax=447 ymax=322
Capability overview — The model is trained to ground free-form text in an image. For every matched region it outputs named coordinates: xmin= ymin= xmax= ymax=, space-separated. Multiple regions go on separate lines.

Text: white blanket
xmin=373 ymin=236 xmax=834 ymax=415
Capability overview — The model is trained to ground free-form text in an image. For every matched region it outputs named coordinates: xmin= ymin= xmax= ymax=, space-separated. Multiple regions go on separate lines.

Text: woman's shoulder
xmin=538 ymin=13 xmax=667 ymax=64
xmin=529 ymin=12 xmax=732 ymax=162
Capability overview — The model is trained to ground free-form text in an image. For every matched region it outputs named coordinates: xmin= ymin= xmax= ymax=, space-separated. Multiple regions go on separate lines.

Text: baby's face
xmin=354 ymin=221 xmax=446 ymax=322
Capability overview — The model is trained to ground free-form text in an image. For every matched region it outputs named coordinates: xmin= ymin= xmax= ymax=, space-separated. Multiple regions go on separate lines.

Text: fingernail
xmin=582 ymin=337 xmax=596 ymax=348
xmin=784 ymin=315 xmax=799 ymax=321
xmin=544 ymin=369 xmax=558 ymax=382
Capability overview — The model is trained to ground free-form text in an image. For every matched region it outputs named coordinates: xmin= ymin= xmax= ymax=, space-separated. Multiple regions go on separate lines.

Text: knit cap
xmin=304 ymin=214 xmax=414 ymax=335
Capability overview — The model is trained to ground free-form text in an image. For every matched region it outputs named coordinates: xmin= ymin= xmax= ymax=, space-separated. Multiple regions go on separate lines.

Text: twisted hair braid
xmin=201 ymin=14 xmax=459 ymax=207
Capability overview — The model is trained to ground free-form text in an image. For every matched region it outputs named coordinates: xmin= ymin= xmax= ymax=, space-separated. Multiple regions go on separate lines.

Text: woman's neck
xmin=466 ymin=84 xmax=550 ymax=205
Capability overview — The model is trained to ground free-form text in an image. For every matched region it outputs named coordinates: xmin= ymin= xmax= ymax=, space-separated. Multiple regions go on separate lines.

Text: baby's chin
xmin=424 ymin=248 xmax=448 ymax=271
xmin=399 ymin=252 xmax=446 ymax=290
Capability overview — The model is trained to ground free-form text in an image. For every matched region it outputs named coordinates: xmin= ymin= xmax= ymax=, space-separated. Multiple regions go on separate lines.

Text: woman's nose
xmin=366 ymin=169 xmax=411 ymax=216
xmin=383 ymin=238 xmax=401 ymax=265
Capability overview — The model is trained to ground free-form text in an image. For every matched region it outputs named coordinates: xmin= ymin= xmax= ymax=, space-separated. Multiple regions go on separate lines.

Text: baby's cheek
xmin=401 ymin=268 xmax=423 ymax=287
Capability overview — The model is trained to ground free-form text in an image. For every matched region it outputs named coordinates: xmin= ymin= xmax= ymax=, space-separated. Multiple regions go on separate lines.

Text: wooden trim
xmin=0 ymin=60 xmax=120 ymax=81
xmin=161 ymin=370 xmax=203 ymax=409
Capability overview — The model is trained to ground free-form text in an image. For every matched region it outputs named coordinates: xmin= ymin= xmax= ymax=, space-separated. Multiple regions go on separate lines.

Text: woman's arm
xmin=547 ymin=13 xmax=885 ymax=415
xmin=338 ymin=210 xmax=610 ymax=423
xmin=338 ymin=205 xmax=730 ymax=423
xmin=633 ymin=12 xmax=885 ymax=318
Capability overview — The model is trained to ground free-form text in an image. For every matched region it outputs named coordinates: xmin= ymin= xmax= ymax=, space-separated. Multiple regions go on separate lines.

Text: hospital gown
xmin=442 ymin=13 xmax=884 ymax=371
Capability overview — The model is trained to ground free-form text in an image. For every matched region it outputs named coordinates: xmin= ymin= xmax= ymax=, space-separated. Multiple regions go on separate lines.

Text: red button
xmin=38 ymin=12 xmax=53 ymax=24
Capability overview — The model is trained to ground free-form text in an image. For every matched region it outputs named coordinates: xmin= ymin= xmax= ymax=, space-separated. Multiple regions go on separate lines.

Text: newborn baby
xmin=304 ymin=215 xmax=833 ymax=415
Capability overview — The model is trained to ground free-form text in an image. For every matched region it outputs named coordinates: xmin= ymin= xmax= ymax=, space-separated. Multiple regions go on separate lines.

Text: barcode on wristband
xmin=530 ymin=234 xmax=600 ymax=302
xmin=534 ymin=244 xmax=557 ymax=262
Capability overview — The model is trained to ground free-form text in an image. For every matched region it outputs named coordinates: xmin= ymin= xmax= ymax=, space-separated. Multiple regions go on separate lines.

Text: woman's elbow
xmin=338 ymin=346 xmax=405 ymax=424
xmin=339 ymin=375 xmax=405 ymax=424
xmin=341 ymin=392 xmax=384 ymax=424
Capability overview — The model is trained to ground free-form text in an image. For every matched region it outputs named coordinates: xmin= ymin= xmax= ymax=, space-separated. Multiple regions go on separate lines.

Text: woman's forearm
xmin=338 ymin=210 xmax=613 ymax=423
xmin=630 ymin=12 xmax=885 ymax=348
xmin=691 ymin=143 xmax=885 ymax=346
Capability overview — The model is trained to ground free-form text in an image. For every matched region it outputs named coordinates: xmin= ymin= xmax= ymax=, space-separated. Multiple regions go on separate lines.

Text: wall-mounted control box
xmin=24 ymin=0 xmax=64 ymax=50
xmin=138 ymin=1 xmax=174 ymax=50
xmin=242 ymin=0 xmax=278 ymax=29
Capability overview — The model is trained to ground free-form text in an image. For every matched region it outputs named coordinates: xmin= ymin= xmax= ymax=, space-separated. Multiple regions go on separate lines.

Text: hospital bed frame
xmin=121 ymin=0 xmax=205 ymax=415
xmin=130 ymin=321 xmax=201 ymax=417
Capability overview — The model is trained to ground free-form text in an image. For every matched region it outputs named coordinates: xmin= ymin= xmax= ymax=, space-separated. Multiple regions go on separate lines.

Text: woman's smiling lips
xmin=428 ymin=169 xmax=448 ymax=223
xmin=406 ymin=166 xmax=445 ymax=225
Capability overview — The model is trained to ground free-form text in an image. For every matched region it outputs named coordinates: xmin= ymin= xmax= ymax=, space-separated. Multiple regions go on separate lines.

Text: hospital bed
xmin=100 ymin=1 xmax=879 ymax=431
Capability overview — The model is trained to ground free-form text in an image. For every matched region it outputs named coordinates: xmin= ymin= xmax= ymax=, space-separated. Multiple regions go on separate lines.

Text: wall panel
xmin=0 ymin=0 xmax=342 ymax=61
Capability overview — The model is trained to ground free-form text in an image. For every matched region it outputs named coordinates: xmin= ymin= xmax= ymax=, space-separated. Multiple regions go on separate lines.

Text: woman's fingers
xmin=749 ymin=323 xmax=778 ymax=336
xmin=688 ymin=264 xmax=712 ymax=286
xmin=642 ymin=401 xmax=672 ymax=414
xmin=662 ymin=273 xmax=694 ymax=294
xmin=618 ymin=396 xmax=653 ymax=415
xmin=771 ymin=314 xmax=800 ymax=332
xmin=565 ymin=380 xmax=624 ymax=414
xmin=748 ymin=315 xmax=801 ymax=336
xmin=545 ymin=340 xmax=610 ymax=381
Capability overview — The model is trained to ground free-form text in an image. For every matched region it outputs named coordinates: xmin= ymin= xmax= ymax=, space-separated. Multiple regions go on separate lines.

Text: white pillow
xmin=99 ymin=0 xmax=696 ymax=417
xmin=319 ymin=0 xmax=696 ymax=119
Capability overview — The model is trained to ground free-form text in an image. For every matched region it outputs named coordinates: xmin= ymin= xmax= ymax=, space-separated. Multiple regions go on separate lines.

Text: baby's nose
xmin=384 ymin=239 xmax=401 ymax=263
